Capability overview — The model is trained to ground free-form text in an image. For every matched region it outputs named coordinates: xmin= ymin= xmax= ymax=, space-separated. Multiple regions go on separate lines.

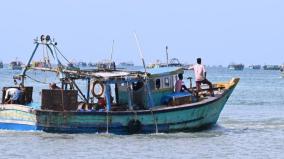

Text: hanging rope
xmin=61 ymin=88 xmax=65 ymax=111
xmin=26 ymin=74 xmax=50 ymax=84
xmin=45 ymin=45 xmax=51 ymax=67
xmin=25 ymin=74 xmax=60 ymax=85
xmin=150 ymin=109 xmax=158 ymax=134
xmin=42 ymin=44 xmax=45 ymax=64
xmin=77 ymin=93 xmax=85 ymax=101
xmin=53 ymin=45 xmax=72 ymax=65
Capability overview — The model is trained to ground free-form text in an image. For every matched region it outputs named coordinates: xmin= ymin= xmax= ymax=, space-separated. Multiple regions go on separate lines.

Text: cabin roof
xmin=91 ymin=71 xmax=131 ymax=78
xmin=30 ymin=66 xmax=184 ymax=81
xmin=87 ymin=67 xmax=184 ymax=79
xmin=145 ymin=67 xmax=184 ymax=77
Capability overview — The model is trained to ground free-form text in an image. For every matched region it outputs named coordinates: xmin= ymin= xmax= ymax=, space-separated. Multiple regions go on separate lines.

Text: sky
xmin=0 ymin=0 xmax=283 ymax=66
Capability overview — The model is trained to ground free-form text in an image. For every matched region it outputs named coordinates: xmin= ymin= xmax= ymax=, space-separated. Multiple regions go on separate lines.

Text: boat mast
xmin=20 ymin=42 xmax=39 ymax=85
xmin=20 ymin=35 xmax=63 ymax=86
xmin=110 ymin=40 xmax=114 ymax=62
xmin=166 ymin=46 xmax=169 ymax=67
xmin=133 ymin=32 xmax=154 ymax=108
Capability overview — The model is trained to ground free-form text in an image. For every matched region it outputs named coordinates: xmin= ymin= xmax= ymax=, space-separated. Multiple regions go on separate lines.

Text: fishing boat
xmin=281 ymin=65 xmax=284 ymax=77
xmin=281 ymin=64 xmax=284 ymax=72
xmin=9 ymin=60 xmax=23 ymax=70
xmin=95 ymin=60 xmax=116 ymax=70
xmin=88 ymin=62 xmax=96 ymax=67
xmin=148 ymin=47 xmax=189 ymax=69
xmin=228 ymin=64 xmax=244 ymax=70
xmin=148 ymin=58 xmax=189 ymax=69
xmin=248 ymin=65 xmax=261 ymax=70
xmin=0 ymin=61 xmax=3 ymax=68
xmin=31 ymin=61 xmax=50 ymax=68
xmin=78 ymin=62 xmax=87 ymax=67
xmin=0 ymin=35 xmax=240 ymax=134
xmin=66 ymin=63 xmax=80 ymax=71
xmin=263 ymin=65 xmax=281 ymax=70
xmin=69 ymin=61 xmax=87 ymax=68
xmin=119 ymin=62 xmax=134 ymax=67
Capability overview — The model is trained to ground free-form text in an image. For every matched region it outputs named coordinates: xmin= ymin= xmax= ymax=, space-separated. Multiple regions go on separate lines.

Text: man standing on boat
xmin=188 ymin=58 xmax=214 ymax=97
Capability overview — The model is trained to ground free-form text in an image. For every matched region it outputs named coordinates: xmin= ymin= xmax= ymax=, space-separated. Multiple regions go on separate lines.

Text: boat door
xmin=132 ymin=80 xmax=145 ymax=109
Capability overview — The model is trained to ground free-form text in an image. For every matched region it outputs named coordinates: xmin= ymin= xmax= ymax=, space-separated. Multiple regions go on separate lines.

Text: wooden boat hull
xmin=35 ymin=78 xmax=239 ymax=134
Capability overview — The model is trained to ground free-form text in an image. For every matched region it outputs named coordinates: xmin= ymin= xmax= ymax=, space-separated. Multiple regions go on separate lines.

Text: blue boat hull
xmin=0 ymin=121 xmax=37 ymax=131
xmin=36 ymin=82 xmax=236 ymax=134
xmin=0 ymin=105 xmax=37 ymax=131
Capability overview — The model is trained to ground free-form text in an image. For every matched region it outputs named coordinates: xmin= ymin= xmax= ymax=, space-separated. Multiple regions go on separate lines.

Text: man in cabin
xmin=175 ymin=73 xmax=190 ymax=93
xmin=188 ymin=58 xmax=214 ymax=97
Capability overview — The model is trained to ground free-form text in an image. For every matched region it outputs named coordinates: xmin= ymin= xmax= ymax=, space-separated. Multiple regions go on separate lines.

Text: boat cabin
xmin=116 ymin=67 xmax=186 ymax=110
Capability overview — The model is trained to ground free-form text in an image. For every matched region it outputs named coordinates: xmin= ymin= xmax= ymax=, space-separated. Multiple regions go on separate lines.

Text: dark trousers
xmin=196 ymin=79 xmax=213 ymax=94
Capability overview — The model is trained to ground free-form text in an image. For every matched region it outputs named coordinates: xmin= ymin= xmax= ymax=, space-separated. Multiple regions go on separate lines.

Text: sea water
xmin=0 ymin=67 xmax=283 ymax=159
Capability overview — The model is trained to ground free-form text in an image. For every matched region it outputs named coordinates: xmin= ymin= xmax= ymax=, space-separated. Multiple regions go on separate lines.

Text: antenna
xmin=110 ymin=40 xmax=114 ymax=62
xmin=166 ymin=46 xmax=169 ymax=67
xmin=133 ymin=32 xmax=147 ymax=74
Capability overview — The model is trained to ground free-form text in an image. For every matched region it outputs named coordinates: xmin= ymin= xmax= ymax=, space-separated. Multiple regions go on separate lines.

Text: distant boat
xmin=0 ymin=61 xmax=3 ymax=69
xmin=167 ymin=58 xmax=183 ymax=67
xmin=119 ymin=62 xmax=134 ymax=67
xmin=31 ymin=61 xmax=50 ymax=68
xmin=148 ymin=58 xmax=188 ymax=69
xmin=9 ymin=61 xmax=23 ymax=70
xmin=88 ymin=62 xmax=96 ymax=67
xmin=281 ymin=65 xmax=284 ymax=77
xmin=148 ymin=47 xmax=188 ymax=69
xmin=248 ymin=65 xmax=261 ymax=70
xmin=66 ymin=63 xmax=80 ymax=71
xmin=280 ymin=64 xmax=284 ymax=72
xmin=263 ymin=65 xmax=281 ymax=70
xmin=78 ymin=62 xmax=87 ymax=67
xmin=228 ymin=64 xmax=244 ymax=70
xmin=95 ymin=60 xmax=116 ymax=70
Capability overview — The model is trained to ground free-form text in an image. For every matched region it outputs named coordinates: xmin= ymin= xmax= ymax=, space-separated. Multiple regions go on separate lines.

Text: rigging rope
xmin=150 ymin=109 xmax=158 ymax=134
xmin=25 ymin=74 xmax=60 ymax=85
xmin=53 ymin=45 xmax=72 ymax=65
xmin=61 ymin=88 xmax=65 ymax=111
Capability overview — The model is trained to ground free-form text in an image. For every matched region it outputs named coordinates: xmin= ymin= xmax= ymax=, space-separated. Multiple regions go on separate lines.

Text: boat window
xmin=173 ymin=75 xmax=177 ymax=87
xmin=133 ymin=80 xmax=144 ymax=91
xmin=164 ymin=77 xmax=170 ymax=87
xmin=148 ymin=79 xmax=155 ymax=90
xmin=155 ymin=79 xmax=161 ymax=89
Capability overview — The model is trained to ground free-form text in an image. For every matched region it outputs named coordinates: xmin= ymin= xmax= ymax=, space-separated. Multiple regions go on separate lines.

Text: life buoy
xmin=127 ymin=119 xmax=142 ymax=134
xmin=91 ymin=80 xmax=104 ymax=98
